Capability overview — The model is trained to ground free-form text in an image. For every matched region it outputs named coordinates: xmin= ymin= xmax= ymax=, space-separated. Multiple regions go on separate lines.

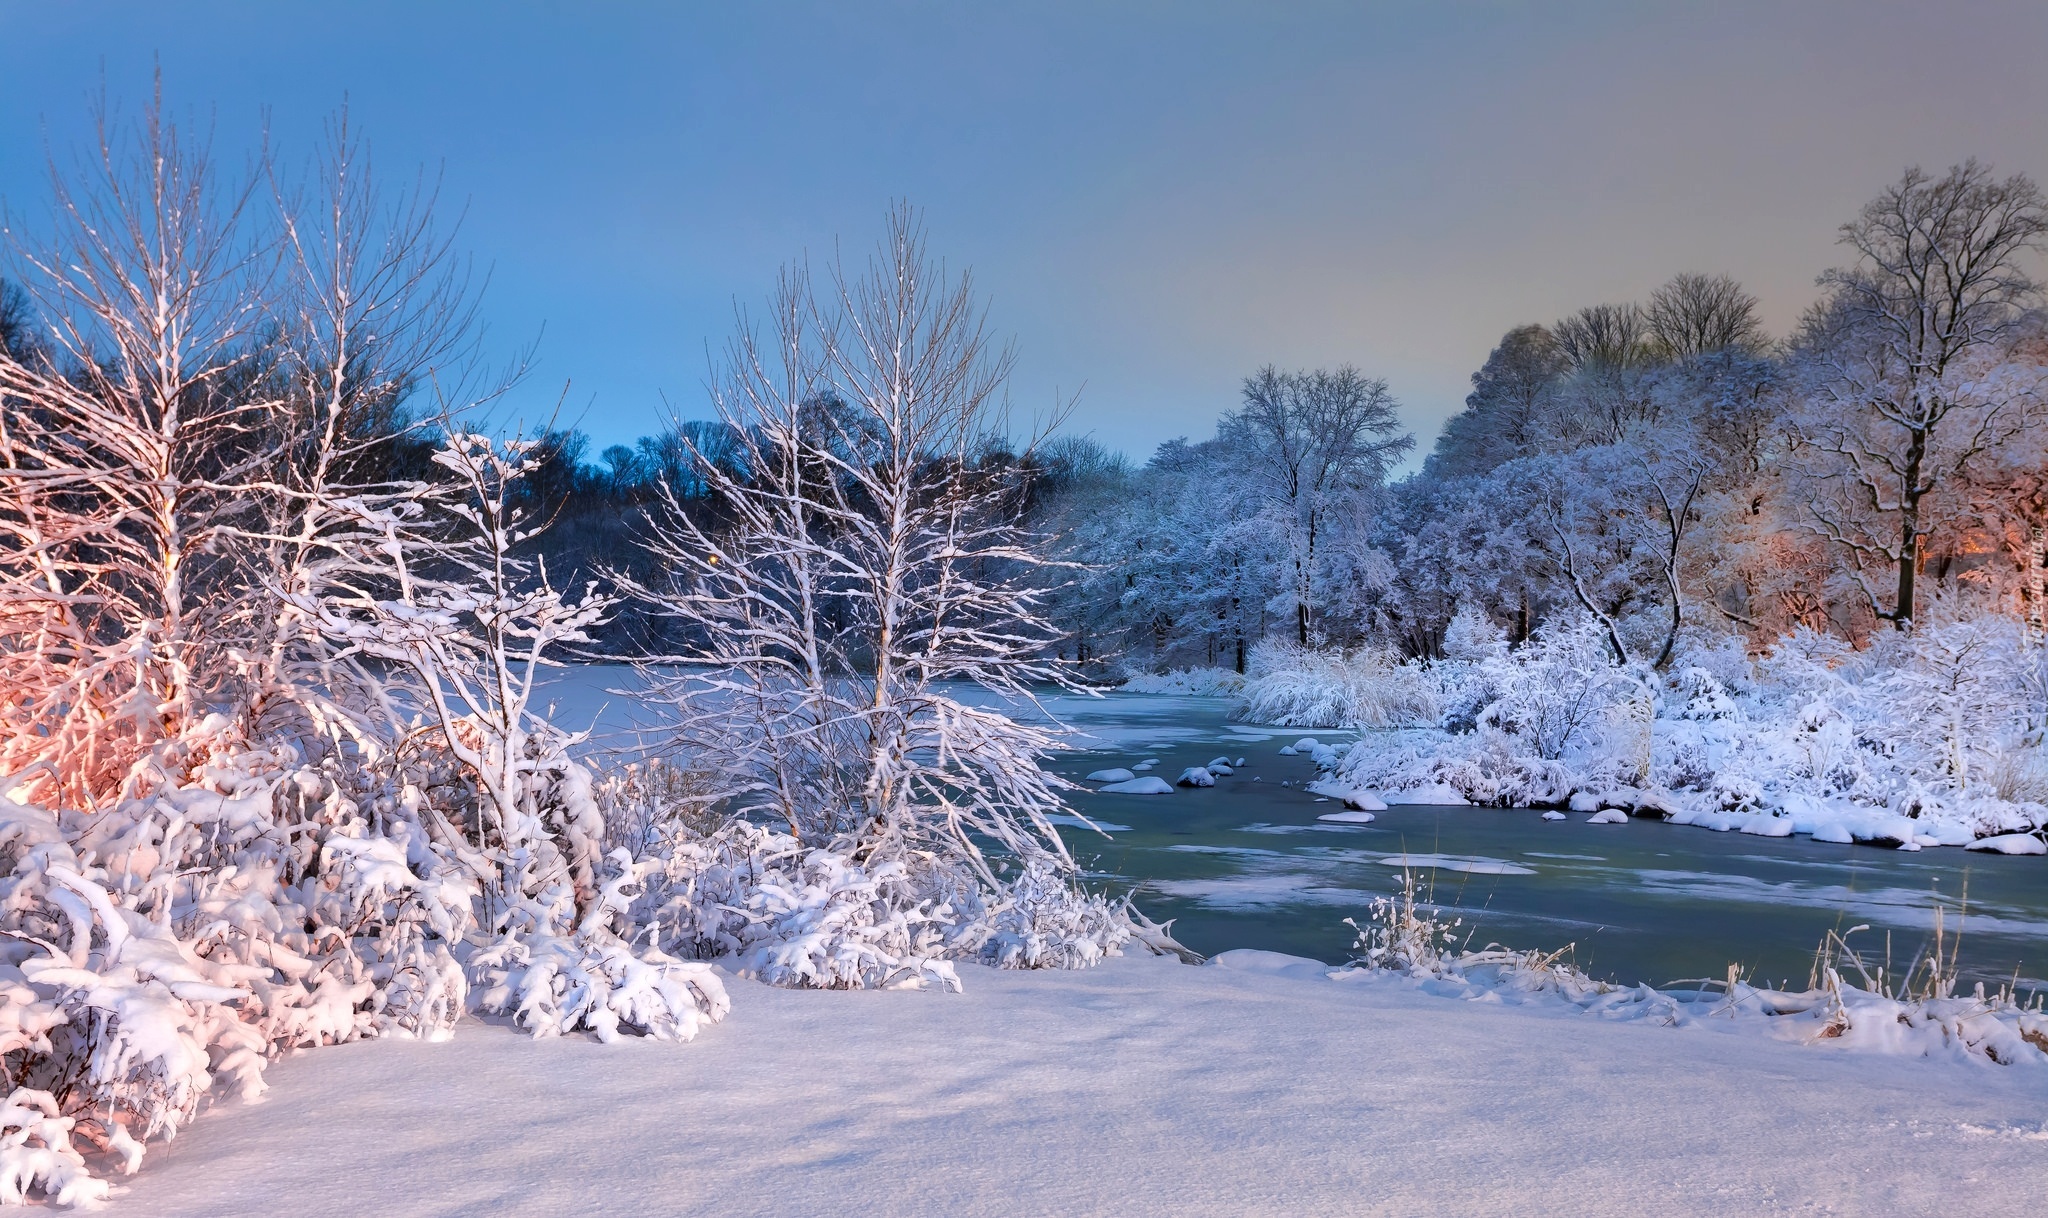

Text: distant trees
xmin=1049 ymin=159 xmax=2048 ymax=677
xmin=1646 ymin=272 xmax=1767 ymax=361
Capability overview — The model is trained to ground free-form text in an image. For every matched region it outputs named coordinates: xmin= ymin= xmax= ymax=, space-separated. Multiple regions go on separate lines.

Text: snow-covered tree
xmin=624 ymin=207 xmax=1082 ymax=892
xmin=1223 ymin=366 xmax=1410 ymax=646
xmin=1795 ymin=160 xmax=2048 ymax=629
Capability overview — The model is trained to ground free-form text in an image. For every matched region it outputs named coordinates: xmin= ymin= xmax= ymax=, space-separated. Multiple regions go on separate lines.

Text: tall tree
xmin=1224 ymin=365 xmax=1411 ymax=645
xmin=1799 ymin=160 xmax=2048 ymax=628
xmin=1425 ymin=324 xmax=1563 ymax=479
xmin=1646 ymin=272 xmax=1767 ymax=361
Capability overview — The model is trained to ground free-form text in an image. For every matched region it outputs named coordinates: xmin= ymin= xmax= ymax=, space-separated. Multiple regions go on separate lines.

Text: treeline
xmin=1051 ymin=160 xmax=2048 ymax=673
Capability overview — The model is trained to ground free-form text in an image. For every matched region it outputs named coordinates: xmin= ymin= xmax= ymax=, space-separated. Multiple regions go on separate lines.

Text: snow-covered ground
xmin=125 ymin=952 xmax=2046 ymax=1217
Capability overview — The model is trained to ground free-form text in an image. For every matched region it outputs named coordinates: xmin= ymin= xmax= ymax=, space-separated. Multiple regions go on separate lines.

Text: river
xmin=546 ymin=669 xmax=2048 ymax=996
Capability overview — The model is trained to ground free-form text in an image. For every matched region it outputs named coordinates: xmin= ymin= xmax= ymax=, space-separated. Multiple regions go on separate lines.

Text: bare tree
xmin=1551 ymin=303 xmax=1665 ymax=443
xmin=0 ymin=89 xmax=276 ymax=802
xmin=1798 ymin=160 xmax=2048 ymax=628
xmin=1552 ymin=303 xmax=1656 ymax=373
xmin=1646 ymin=272 xmax=1767 ymax=361
xmin=1225 ymin=365 xmax=1411 ymax=645
xmin=624 ymin=206 xmax=1080 ymax=887
xmin=247 ymin=108 xmax=483 ymax=735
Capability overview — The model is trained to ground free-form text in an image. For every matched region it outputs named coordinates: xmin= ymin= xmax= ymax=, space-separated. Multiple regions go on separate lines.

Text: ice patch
xmin=1046 ymin=813 xmax=1131 ymax=832
xmin=1147 ymin=874 xmax=1374 ymax=910
xmin=1316 ymin=810 xmax=1376 ymax=824
xmin=1377 ymin=853 xmax=1535 ymax=876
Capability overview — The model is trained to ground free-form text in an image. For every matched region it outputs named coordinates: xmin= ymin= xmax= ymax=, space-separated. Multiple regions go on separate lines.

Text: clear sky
xmin=4 ymin=1 xmax=2046 ymax=469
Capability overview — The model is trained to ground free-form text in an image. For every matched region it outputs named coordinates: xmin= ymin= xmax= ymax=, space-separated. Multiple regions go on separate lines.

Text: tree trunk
xmin=2027 ymin=524 xmax=2046 ymax=641
xmin=1893 ymin=428 xmax=1926 ymax=629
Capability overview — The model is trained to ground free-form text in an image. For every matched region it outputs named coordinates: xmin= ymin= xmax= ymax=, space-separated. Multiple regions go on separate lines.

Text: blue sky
xmin=4 ymin=2 xmax=2046 ymax=468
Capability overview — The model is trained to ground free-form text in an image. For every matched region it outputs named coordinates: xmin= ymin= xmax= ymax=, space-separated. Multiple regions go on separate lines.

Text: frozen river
xmin=544 ymin=669 xmax=2048 ymax=994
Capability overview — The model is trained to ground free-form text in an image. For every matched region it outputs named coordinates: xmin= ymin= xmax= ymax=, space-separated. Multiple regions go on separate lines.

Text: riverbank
xmin=124 ymin=951 xmax=2048 ymax=1217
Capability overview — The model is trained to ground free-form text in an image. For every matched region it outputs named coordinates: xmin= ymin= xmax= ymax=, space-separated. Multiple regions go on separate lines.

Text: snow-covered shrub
xmin=972 ymin=860 xmax=1134 ymax=970
xmin=1120 ymin=668 xmax=1249 ymax=697
xmin=634 ymin=818 xmax=1149 ymax=986
xmin=1332 ymin=604 xmax=2048 ymax=849
xmin=0 ymin=1090 xmax=105 ymax=1208
xmin=612 ymin=211 xmax=1174 ymax=986
xmin=637 ymin=821 xmax=958 ymax=990
xmin=0 ymin=723 xmax=487 ymax=1195
xmin=1237 ymin=641 xmax=1439 ymax=729
xmin=472 ymin=850 xmax=729 ymax=1041
xmin=1441 ymin=603 xmax=1508 ymax=664
xmin=1879 ymin=614 xmax=2041 ymax=794
xmin=1476 ymin=615 xmax=1640 ymax=761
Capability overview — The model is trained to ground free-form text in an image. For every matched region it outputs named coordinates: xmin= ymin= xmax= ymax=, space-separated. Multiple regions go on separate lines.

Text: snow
xmin=1084 ymin=768 xmax=1136 ymax=783
xmin=1968 ymin=833 xmax=2048 ymax=855
xmin=1315 ymin=810 xmax=1376 ymax=824
xmin=1381 ymin=783 xmax=1472 ymax=806
xmin=120 ymin=954 xmax=2048 ymax=1217
xmin=1097 ymin=777 xmax=1174 ymax=795
xmin=1305 ymin=779 xmax=1386 ymax=810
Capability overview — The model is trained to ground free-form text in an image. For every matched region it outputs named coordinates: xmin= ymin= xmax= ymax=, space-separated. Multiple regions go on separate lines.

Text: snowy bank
xmin=122 ymin=953 xmax=2048 ymax=1217
xmin=1278 ymin=613 xmax=2048 ymax=853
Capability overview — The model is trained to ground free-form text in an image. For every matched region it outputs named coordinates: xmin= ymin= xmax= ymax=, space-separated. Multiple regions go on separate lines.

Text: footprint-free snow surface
xmin=127 ymin=953 xmax=2046 ymax=1217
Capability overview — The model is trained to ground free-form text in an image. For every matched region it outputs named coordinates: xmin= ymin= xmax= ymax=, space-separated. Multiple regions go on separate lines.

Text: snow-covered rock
xmin=1316 ymin=810 xmax=1376 ymax=824
xmin=1098 ymin=776 xmax=1175 ymax=795
xmin=1085 ymin=768 xmax=1136 ymax=783
xmin=1966 ymin=833 xmax=2046 ymax=855
xmin=1586 ymin=808 xmax=1628 ymax=825
xmin=1176 ymin=767 xmax=1217 ymax=788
